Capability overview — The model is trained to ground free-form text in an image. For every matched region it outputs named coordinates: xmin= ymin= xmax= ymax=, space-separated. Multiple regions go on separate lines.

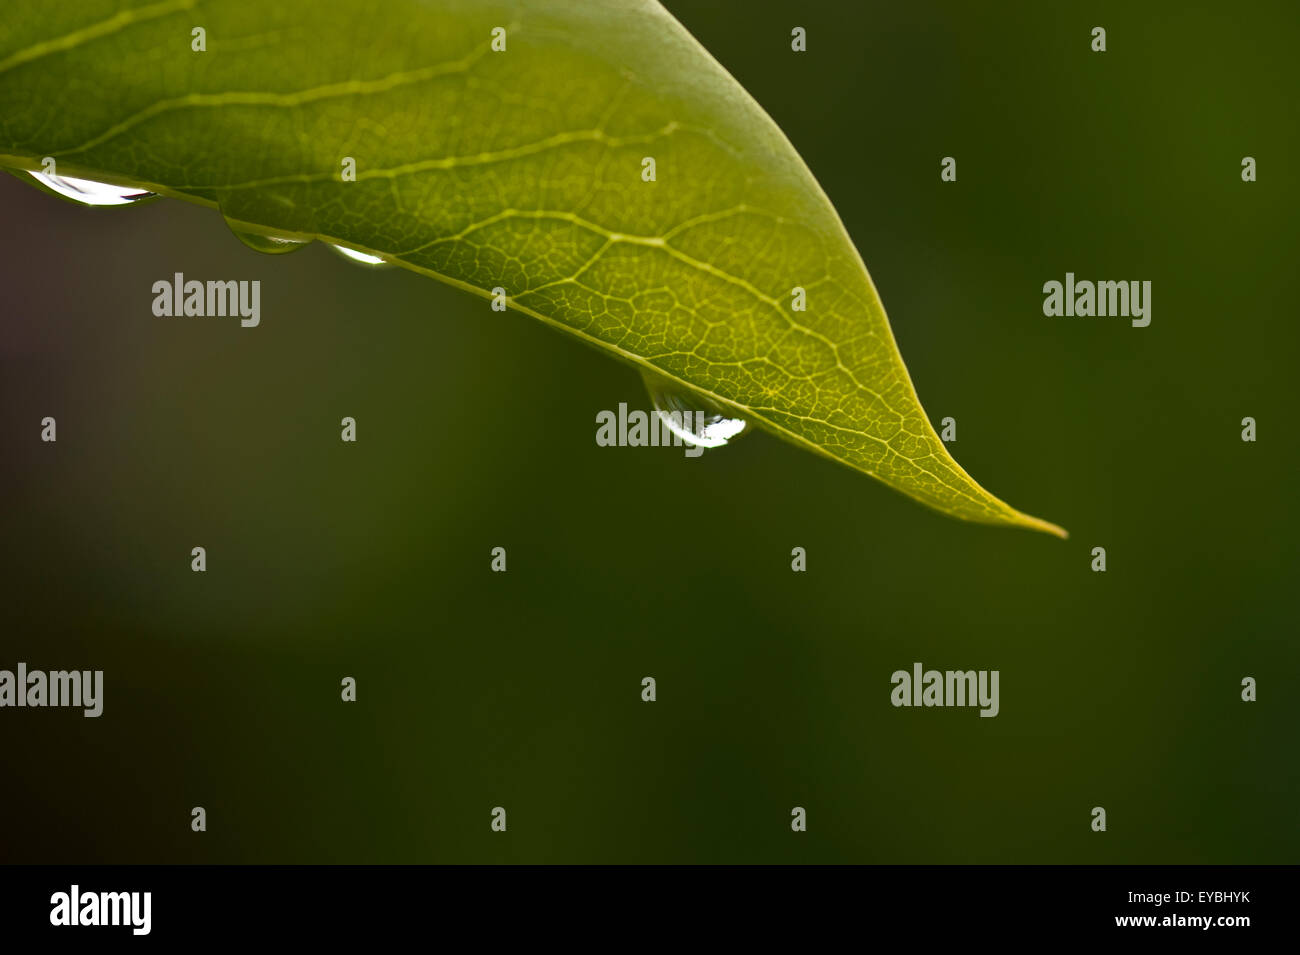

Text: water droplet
xmin=28 ymin=170 xmax=156 ymax=206
xmin=642 ymin=369 xmax=748 ymax=450
xmin=328 ymin=244 xmax=393 ymax=268
xmin=228 ymin=227 xmax=311 ymax=255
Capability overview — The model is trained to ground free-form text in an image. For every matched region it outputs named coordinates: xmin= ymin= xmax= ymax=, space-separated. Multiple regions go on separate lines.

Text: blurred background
xmin=0 ymin=0 xmax=1296 ymax=862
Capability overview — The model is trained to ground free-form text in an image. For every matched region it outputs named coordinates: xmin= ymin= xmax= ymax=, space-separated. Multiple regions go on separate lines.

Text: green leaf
xmin=0 ymin=0 xmax=1065 ymax=537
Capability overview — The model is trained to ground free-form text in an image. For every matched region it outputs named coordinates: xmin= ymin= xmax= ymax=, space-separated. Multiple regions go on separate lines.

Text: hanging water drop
xmin=641 ymin=369 xmax=748 ymax=450
xmin=227 ymin=226 xmax=310 ymax=255
xmin=328 ymin=244 xmax=393 ymax=268
xmin=220 ymin=210 xmax=311 ymax=255
xmin=27 ymin=170 xmax=156 ymax=206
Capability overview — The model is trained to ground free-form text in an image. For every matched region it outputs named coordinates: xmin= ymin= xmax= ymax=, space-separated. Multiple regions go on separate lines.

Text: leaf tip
xmin=1019 ymin=513 xmax=1069 ymax=540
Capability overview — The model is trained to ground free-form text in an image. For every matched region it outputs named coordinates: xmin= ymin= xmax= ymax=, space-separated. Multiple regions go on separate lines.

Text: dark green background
xmin=1 ymin=0 xmax=1296 ymax=862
